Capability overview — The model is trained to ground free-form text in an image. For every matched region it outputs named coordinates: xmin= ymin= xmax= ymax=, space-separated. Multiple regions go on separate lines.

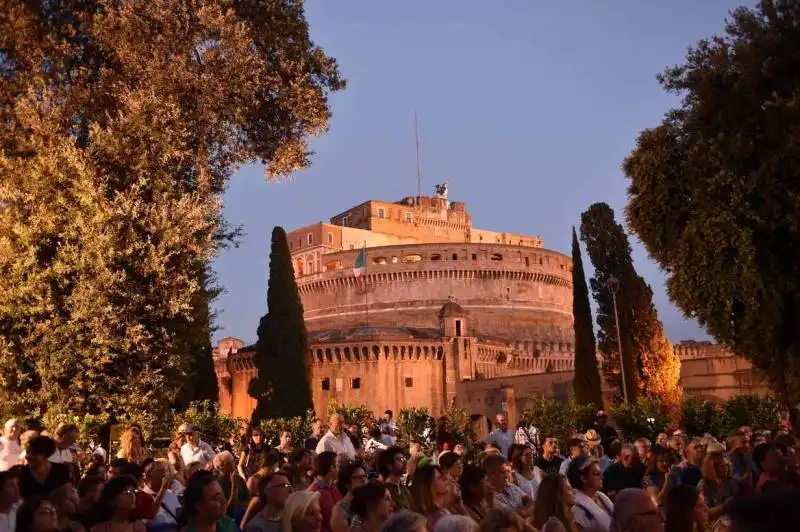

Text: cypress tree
xmin=571 ymin=228 xmax=603 ymax=407
xmin=249 ymin=227 xmax=313 ymax=423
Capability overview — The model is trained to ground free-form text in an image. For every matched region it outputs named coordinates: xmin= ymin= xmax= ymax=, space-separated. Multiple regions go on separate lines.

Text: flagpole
xmin=364 ymin=241 xmax=369 ymax=327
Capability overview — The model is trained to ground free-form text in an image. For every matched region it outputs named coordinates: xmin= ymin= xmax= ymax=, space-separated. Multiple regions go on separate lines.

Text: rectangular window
xmin=327 ymin=233 xmax=333 ymax=245
xmin=378 ymin=207 xmax=385 ymax=219
xmin=307 ymin=233 xmax=313 ymax=245
xmin=335 ymin=378 xmax=343 ymax=392
xmin=472 ymin=254 xmax=477 ymax=260
xmin=351 ymin=378 xmax=361 ymax=389
xmin=455 ymin=320 xmax=462 ymax=337
xmin=321 ymin=378 xmax=330 ymax=391
xmin=404 ymin=377 xmax=414 ymax=388
xmin=525 ymin=257 xmax=530 ymax=267
xmin=405 ymin=212 xmax=412 ymax=223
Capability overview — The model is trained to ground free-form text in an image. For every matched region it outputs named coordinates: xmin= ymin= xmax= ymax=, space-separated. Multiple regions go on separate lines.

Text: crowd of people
xmin=0 ymin=409 xmax=797 ymax=532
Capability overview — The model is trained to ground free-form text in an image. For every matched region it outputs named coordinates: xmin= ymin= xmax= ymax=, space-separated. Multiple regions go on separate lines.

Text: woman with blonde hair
xmin=532 ymin=474 xmax=576 ymax=532
xmin=116 ymin=424 xmax=148 ymax=464
xmin=283 ymin=491 xmax=323 ymax=532
xmin=167 ymin=433 xmax=186 ymax=480
xmin=697 ymin=453 xmax=737 ymax=523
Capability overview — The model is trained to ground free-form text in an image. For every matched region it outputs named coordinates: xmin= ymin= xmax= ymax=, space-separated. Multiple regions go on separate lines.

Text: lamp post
xmin=607 ymin=275 xmax=628 ymax=404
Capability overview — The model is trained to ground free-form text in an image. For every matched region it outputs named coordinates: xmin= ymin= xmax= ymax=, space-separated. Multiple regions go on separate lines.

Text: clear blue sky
xmin=213 ymin=0 xmax=752 ymax=346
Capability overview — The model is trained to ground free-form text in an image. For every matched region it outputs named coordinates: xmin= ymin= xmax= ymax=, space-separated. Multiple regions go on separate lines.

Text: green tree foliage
xmin=571 ymin=228 xmax=604 ymax=407
xmin=623 ymin=0 xmax=800 ymax=406
xmin=0 ymin=0 xmax=344 ymax=417
xmin=259 ymin=410 xmax=316 ymax=449
xmin=580 ymin=204 xmax=682 ymax=414
xmin=250 ymin=227 xmax=313 ymax=423
xmin=610 ymin=397 xmax=668 ymax=441
xmin=522 ymin=397 xmax=596 ymax=445
xmin=681 ymin=398 xmax=725 ymax=438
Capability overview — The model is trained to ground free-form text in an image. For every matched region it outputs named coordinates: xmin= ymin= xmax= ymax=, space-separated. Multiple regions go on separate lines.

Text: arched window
xmin=431 ymin=254 xmax=442 ymax=261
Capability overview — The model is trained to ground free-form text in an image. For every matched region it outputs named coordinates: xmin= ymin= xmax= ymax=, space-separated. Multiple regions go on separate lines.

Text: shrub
xmin=721 ymin=394 xmax=782 ymax=433
xmin=39 ymin=410 xmax=112 ymax=448
xmin=175 ymin=400 xmax=247 ymax=452
xmin=397 ymin=407 xmax=434 ymax=448
xmin=259 ymin=410 xmax=316 ymax=449
xmin=522 ymin=396 xmax=597 ymax=445
xmin=681 ymin=398 xmax=724 ymax=438
xmin=610 ymin=397 xmax=667 ymax=441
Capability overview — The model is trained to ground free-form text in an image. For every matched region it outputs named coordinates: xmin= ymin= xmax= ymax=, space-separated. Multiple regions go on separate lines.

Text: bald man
xmin=609 ymin=488 xmax=664 ymax=532
xmin=315 ymin=413 xmax=355 ymax=458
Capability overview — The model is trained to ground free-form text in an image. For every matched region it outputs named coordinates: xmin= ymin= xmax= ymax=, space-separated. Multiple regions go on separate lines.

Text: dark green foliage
xmin=250 ymin=227 xmax=313 ymax=423
xmin=624 ymin=0 xmax=800 ymax=406
xmin=571 ymin=228 xmax=603 ymax=407
xmin=182 ymin=265 xmax=220 ymax=404
xmin=610 ymin=397 xmax=668 ymax=441
xmin=522 ymin=397 xmax=596 ymax=445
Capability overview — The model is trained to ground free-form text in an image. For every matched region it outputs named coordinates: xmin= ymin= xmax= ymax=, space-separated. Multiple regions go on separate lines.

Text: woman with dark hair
xmin=409 ymin=465 xmax=449 ymax=531
xmin=510 ymin=445 xmax=538 ymax=501
xmin=89 ymin=476 xmax=146 ymax=532
xmin=437 ymin=452 xmax=464 ymax=515
xmin=347 ymin=483 xmax=393 ymax=532
xmin=50 ymin=483 xmax=86 ymax=532
xmin=308 ymin=452 xmax=342 ymax=532
xmin=330 ymin=463 xmax=367 ymax=532
xmin=566 ymin=456 xmax=613 ymax=532
xmin=16 ymin=497 xmax=58 ymax=532
xmin=182 ymin=471 xmax=236 ymax=532
xmin=286 ymin=450 xmax=313 ymax=492
xmin=532 ymin=474 xmax=576 ymax=532
xmin=459 ymin=465 xmax=489 ymax=523
xmin=246 ymin=451 xmax=281 ymax=499
xmin=20 ymin=437 xmax=71 ymax=499
xmin=643 ymin=445 xmax=676 ymax=507
xmin=665 ymin=484 xmax=709 ymax=532
xmin=238 ymin=428 xmax=267 ymax=481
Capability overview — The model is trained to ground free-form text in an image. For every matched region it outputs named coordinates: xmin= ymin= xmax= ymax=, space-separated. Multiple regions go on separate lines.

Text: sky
xmin=213 ymin=0 xmax=754 ymax=346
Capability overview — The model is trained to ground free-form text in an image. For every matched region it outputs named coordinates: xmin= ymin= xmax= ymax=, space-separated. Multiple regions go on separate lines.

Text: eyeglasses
xmin=269 ymin=482 xmax=293 ymax=490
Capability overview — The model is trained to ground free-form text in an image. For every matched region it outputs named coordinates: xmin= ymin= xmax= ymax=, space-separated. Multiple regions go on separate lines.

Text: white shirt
xmin=49 ymin=446 xmax=76 ymax=464
xmin=365 ymin=438 xmax=387 ymax=454
xmin=143 ymin=486 xmax=182 ymax=524
xmin=0 ymin=438 xmax=21 ymax=471
xmin=180 ymin=440 xmax=216 ymax=468
xmin=573 ymin=490 xmax=613 ymax=532
xmin=485 ymin=429 xmax=515 ymax=458
xmin=513 ymin=471 xmax=539 ymax=502
xmin=493 ymin=482 xmax=529 ymax=511
xmin=315 ymin=430 xmax=355 ymax=458
xmin=0 ymin=502 xmax=20 ymax=532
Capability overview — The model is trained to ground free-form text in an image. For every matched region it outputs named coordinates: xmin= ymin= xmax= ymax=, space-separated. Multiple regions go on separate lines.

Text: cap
xmin=178 ymin=423 xmax=195 ymax=435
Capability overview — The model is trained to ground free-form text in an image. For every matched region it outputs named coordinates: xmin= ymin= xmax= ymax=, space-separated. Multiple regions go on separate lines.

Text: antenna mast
xmin=415 ymin=112 xmax=421 ymax=205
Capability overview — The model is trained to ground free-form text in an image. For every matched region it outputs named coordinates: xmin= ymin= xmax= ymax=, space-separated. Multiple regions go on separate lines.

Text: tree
xmin=623 ymin=0 xmax=800 ymax=406
xmin=249 ymin=227 xmax=313 ymax=423
xmin=0 ymin=1 xmax=344 ymax=417
xmin=571 ymin=228 xmax=604 ymax=407
xmin=580 ymin=203 xmax=682 ymax=412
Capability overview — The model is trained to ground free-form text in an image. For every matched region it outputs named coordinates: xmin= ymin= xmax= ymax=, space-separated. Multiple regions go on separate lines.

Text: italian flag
xmin=354 ymin=245 xmax=366 ymax=281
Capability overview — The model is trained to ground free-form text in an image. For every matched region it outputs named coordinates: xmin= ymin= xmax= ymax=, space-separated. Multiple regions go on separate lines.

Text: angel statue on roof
xmin=434 ymin=182 xmax=449 ymax=198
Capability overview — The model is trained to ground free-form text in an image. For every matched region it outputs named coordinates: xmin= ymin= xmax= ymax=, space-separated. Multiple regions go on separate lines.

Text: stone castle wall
xmin=674 ymin=342 xmax=769 ymax=401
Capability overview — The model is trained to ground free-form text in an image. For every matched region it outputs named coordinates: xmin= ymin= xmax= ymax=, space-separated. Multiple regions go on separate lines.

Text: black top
xmin=679 ymin=464 xmax=703 ymax=487
xmin=602 ymin=461 xmax=645 ymax=494
xmin=304 ymin=437 xmax=319 ymax=452
xmin=594 ymin=424 xmax=619 ymax=453
xmin=535 ymin=455 xmax=564 ymax=476
xmin=20 ymin=463 xmax=71 ymax=498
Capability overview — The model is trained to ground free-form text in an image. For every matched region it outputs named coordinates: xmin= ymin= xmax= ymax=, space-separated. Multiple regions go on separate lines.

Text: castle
xmin=213 ymin=190 xmax=768 ymax=426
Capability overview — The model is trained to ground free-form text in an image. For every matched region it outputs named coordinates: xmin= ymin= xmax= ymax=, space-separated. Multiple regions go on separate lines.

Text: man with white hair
xmin=179 ymin=424 xmax=216 ymax=468
xmin=315 ymin=414 xmax=355 ymax=458
xmin=0 ymin=420 xmax=21 ymax=471
xmin=609 ymin=488 xmax=664 ymax=532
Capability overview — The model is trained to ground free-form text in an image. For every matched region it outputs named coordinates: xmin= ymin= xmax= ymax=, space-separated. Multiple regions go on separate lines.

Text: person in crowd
xmin=211 ymin=452 xmax=247 ymax=517
xmin=677 ymin=439 xmax=705 ymax=487
xmin=115 ymin=463 xmax=155 ymax=523
xmin=49 ymin=483 xmax=85 ymax=532
xmin=567 ymin=455 xmax=613 ymax=532
xmin=308 ymin=451 xmax=341 ymax=532
xmin=477 ymin=508 xmax=534 ymax=532
xmin=634 ymin=439 xmax=651 ymax=465
xmin=483 ymin=455 xmax=533 ymax=518
xmin=532 ymin=474 xmax=576 ymax=532
xmin=433 ymin=515 xmax=477 ymax=532
xmin=379 ymin=510 xmax=425 ymax=532
xmin=376 ymin=448 xmax=412 ymax=512
xmin=697 ymin=452 xmax=737 ymax=522
xmin=0 ymin=421 xmax=22 ymax=472
xmin=667 ymin=436 xmax=685 ymax=465
xmin=664 ymin=484 xmax=708 ymax=532
xmin=583 ymin=431 xmax=609 ymax=473
xmin=116 ymin=426 xmax=148 ymax=465
xmin=49 ymin=425 xmax=79 ymax=467
xmin=642 ymin=445 xmax=676 ymax=507
xmin=305 ymin=422 xmax=323 ymax=454
xmin=15 ymin=497 xmax=58 ymax=532
xmin=437 ymin=453 xmax=464 ymax=515
xmin=107 ymin=461 xmax=128 ymax=481
xmin=409 ymin=465 xmax=450 ymax=531
xmin=244 ymin=473 xmax=292 ymax=532
xmin=602 ymin=444 xmax=644 ymax=500
xmin=90 ymin=475 xmax=146 ymax=532
xmin=331 ymin=463 xmax=367 ymax=532
xmin=166 ymin=435 xmax=186 ymax=485
xmin=535 ymin=436 xmax=563 ymax=477
xmin=753 ymin=442 xmax=787 ymax=494
xmin=18 ymin=431 xmax=39 ymax=466
xmin=484 ymin=414 xmax=514 ymax=459
xmin=727 ymin=490 xmax=800 ymax=531
xmin=363 ymin=429 xmax=387 ymax=456
xmin=287 ymin=451 xmax=313 ymax=492
xmin=83 ymin=465 xmax=106 ymax=483
xmin=656 ymin=433 xmax=668 ymax=448
xmin=275 ymin=433 xmax=293 ymax=461
xmin=20 ymin=437 xmax=71 ymax=499
xmin=458 ymin=466 xmax=490 ymax=523
xmin=608 ymin=488 xmax=663 ymax=532
xmin=559 ymin=438 xmax=584 ymax=476
xmin=75 ymin=477 xmax=104 ymax=529
xmin=593 ymin=413 xmax=618 ymax=454
xmin=141 ymin=459 xmax=181 ymax=529
xmin=238 ymin=428 xmax=267 ymax=481
xmin=245 ymin=451 xmax=280 ymax=499
xmin=282 ymin=491 xmax=322 ymax=532
xmin=347 ymin=483 xmax=394 ymax=532
xmin=379 ymin=413 xmax=397 ymax=439
xmin=179 ymin=426 xmax=216 ymax=470
xmin=510 ymin=445 xmax=538 ymax=501
xmin=86 ymin=435 xmax=107 ymax=466
xmin=316 ymin=416 xmax=355 ymax=459
xmin=182 ymin=471 xmax=236 ymax=532
xmin=0 ymin=468 xmax=21 ymax=532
